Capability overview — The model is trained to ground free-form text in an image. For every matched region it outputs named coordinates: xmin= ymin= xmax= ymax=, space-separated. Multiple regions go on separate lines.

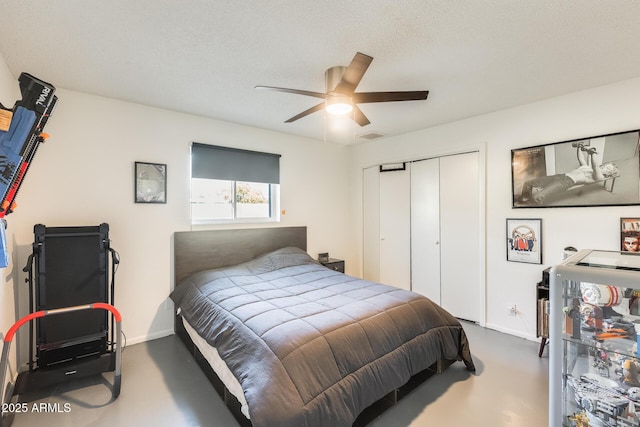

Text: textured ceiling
xmin=1 ymin=1 xmax=640 ymax=144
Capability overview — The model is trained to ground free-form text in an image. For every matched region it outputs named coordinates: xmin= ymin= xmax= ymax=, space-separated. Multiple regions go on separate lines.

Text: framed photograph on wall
xmin=135 ymin=161 xmax=167 ymax=203
xmin=507 ymin=218 xmax=542 ymax=264
xmin=621 ymin=217 xmax=640 ymax=253
xmin=511 ymin=129 xmax=640 ymax=208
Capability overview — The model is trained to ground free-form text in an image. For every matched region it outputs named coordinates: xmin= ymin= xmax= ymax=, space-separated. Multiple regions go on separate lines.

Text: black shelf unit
xmin=537 ymin=267 xmax=551 ymax=357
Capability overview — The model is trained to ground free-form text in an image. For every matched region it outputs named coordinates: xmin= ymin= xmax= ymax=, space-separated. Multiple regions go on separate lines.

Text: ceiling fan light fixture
xmin=257 ymin=52 xmax=428 ymax=127
xmin=325 ymin=96 xmax=353 ymax=115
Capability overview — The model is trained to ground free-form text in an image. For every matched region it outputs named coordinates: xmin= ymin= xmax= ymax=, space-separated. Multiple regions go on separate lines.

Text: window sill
xmin=190 ymin=216 xmax=280 ymax=227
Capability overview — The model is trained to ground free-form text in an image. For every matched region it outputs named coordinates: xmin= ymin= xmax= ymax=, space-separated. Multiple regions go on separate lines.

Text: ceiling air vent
xmin=357 ymin=131 xmax=385 ymax=140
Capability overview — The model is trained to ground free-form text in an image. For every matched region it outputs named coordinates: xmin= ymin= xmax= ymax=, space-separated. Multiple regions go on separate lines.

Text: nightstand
xmin=319 ymin=258 xmax=345 ymax=273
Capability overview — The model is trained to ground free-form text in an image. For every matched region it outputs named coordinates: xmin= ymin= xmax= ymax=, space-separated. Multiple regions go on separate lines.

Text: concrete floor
xmin=6 ymin=322 xmax=549 ymax=427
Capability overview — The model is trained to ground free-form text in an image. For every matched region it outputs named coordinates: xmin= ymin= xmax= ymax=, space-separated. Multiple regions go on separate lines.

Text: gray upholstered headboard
xmin=173 ymin=226 xmax=307 ymax=285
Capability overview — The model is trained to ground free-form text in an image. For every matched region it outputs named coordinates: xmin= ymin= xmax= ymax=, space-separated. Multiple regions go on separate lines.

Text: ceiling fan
xmin=255 ymin=52 xmax=429 ymax=126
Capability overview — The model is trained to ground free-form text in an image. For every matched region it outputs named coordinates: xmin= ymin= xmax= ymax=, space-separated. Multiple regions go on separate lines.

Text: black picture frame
xmin=511 ymin=129 xmax=640 ymax=208
xmin=135 ymin=161 xmax=166 ymax=204
xmin=506 ymin=218 xmax=542 ymax=264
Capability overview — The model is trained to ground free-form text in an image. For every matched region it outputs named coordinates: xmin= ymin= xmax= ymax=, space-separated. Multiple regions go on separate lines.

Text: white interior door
xmin=410 ymin=158 xmax=441 ymax=302
xmin=439 ymin=152 xmax=480 ymax=322
xmin=378 ymin=165 xmax=411 ymax=290
xmin=362 ymin=166 xmax=380 ymax=282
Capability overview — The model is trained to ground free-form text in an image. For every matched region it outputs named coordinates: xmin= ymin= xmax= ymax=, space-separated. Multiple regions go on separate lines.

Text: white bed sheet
xmin=182 ymin=316 xmax=250 ymax=418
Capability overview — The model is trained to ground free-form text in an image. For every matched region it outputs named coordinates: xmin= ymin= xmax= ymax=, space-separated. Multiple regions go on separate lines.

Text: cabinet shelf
xmin=563 ymin=333 xmax=637 ymax=359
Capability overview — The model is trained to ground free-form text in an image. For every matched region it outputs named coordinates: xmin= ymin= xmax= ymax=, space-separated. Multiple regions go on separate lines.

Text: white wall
xmin=350 ymin=76 xmax=640 ymax=340
xmin=3 ymin=42 xmax=640 ymax=357
xmin=0 ymin=69 xmax=354 ymax=364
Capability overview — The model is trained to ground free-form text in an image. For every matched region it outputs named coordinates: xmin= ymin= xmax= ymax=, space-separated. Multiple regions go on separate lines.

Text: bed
xmin=171 ymin=226 xmax=475 ymax=427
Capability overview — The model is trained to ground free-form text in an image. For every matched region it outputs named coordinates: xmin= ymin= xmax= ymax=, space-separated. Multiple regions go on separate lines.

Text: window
xmin=190 ymin=143 xmax=280 ymax=224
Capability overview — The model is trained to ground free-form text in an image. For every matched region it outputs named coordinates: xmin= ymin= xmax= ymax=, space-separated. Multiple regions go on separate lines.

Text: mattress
xmin=182 ymin=316 xmax=250 ymax=418
xmin=171 ymin=246 xmax=475 ymax=427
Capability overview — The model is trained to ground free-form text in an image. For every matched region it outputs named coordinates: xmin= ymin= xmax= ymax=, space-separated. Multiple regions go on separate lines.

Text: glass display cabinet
xmin=550 ymin=249 xmax=640 ymax=427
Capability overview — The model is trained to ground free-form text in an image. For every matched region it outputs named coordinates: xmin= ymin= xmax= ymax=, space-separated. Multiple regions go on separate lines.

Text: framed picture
xmin=135 ymin=161 xmax=166 ymax=203
xmin=621 ymin=218 xmax=640 ymax=253
xmin=507 ymin=218 xmax=542 ymax=264
xmin=511 ymin=129 xmax=640 ymax=208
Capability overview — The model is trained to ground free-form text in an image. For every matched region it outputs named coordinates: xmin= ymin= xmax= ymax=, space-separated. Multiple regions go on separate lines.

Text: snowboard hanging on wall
xmin=0 ymin=72 xmax=57 ymax=217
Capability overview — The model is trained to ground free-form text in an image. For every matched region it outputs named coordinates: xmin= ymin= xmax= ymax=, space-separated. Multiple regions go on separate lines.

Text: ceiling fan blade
xmin=352 ymin=105 xmax=371 ymax=127
xmin=333 ymin=52 xmax=373 ymax=95
xmin=255 ymin=85 xmax=327 ymax=99
xmin=284 ymin=102 xmax=325 ymax=123
xmin=353 ymin=91 xmax=429 ymax=104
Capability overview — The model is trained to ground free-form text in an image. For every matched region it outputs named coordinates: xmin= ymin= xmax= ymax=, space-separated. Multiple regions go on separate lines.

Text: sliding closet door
xmin=364 ymin=153 xmax=481 ymax=314
xmin=378 ymin=165 xmax=411 ymax=290
xmin=439 ymin=152 xmax=480 ymax=322
xmin=410 ymin=152 xmax=481 ymax=322
xmin=410 ymin=158 xmax=441 ymax=302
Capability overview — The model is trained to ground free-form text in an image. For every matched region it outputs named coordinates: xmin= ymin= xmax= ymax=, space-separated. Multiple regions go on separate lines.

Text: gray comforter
xmin=170 ymin=247 xmax=475 ymax=427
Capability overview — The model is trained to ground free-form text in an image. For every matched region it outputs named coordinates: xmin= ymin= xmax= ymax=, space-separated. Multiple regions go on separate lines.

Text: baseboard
xmin=125 ymin=329 xmax=174 ymax=346
xmin=484 ymin=323 xmax=538 ymax=342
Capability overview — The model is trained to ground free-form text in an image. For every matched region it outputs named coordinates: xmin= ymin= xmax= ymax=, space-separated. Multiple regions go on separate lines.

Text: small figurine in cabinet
xmin=568 ymin=411 xmax=590 ymax=427
xmin=622 ymin=359 xmax=640 ymax=387
xmin=564 ymin=297 xmax=583 ymax=338
xmin=592 ymin=345 xmax=611 ymax=378
xmin=580 ymin=304 xmax=603 ymax=334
